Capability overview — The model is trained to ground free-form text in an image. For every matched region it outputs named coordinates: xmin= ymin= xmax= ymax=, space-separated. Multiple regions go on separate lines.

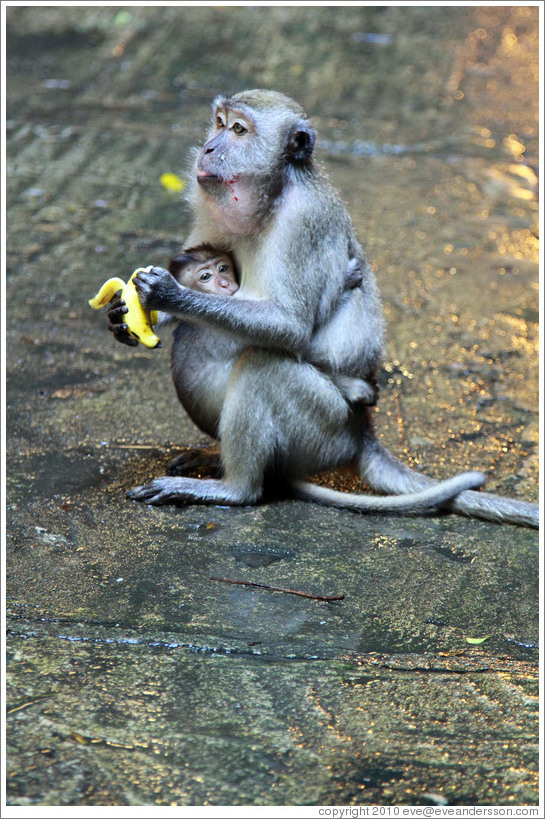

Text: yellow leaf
xmin=465 ymin=636 xmax=490 ymax=644
xmin=160 ymin=173 xmax=185 ymax=193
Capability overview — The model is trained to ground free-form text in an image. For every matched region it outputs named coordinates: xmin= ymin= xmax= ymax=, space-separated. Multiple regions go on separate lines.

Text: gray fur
xmin=129 ymin=90 xmax=538 ymax=528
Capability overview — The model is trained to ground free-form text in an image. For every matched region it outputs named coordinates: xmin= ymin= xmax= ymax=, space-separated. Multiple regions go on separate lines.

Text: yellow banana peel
xmin=89 ymin=266 xmax=161 ymax=348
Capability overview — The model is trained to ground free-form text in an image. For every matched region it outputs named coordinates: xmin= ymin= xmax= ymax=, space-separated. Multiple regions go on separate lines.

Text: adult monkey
xmin=117 ymin=90 xmax=537 ymax=527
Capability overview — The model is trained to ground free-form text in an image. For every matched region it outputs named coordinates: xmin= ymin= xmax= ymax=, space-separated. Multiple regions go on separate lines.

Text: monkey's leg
xmin=129 ymin=354 xmax=279 ymax=506
xmin=218 ymin=351 xmax=359 ymax=482
xmin=234 ymin=358 xmax=488 ymax=515
xmin=129 ymin=353 xmax=356 ymax=507
xmin=360 ymin=436 xmax=539 ymax=528
xmin=128 ymin=436 xmax=267 ymax=506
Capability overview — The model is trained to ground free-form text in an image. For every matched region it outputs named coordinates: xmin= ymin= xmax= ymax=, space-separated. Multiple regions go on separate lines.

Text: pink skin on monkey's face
xmin=192 ymin=257 xmax=239 ymax=296
xmin=196 ymin=106 xmax=266 ymax=236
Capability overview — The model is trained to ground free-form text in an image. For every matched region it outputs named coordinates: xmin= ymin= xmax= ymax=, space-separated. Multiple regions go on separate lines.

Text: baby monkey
xmin=169 ymin=245 xmax=378 ymax=406
xmin=169 ymin=244 xmax=239 ymax=296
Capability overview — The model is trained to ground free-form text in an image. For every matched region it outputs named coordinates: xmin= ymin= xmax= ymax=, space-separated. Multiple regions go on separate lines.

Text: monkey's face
xmin=194 ymin=91 xmax=317 ymax=236
xmin=187 ymin=255 xmax=239 ymax=296
xmin=196 ymin=90 xmax=316 ymax=191
xmin=196 ymin=106 xmax=253 ymax=187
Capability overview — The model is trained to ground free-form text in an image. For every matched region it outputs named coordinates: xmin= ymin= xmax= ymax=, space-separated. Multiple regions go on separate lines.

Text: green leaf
xmin=114 ymin=11 xmax=132 ymax=27
xmin=465 ymin=636 xmax=490 ymax=644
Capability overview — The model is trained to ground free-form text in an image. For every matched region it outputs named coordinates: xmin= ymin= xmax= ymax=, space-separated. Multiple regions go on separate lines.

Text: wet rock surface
xmin=5 ymin=5 xmax=539 ymax=807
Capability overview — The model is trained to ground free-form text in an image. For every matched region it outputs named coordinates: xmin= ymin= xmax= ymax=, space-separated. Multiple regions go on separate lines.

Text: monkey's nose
xmin=202 ymin=133 xmax=223 ymax=154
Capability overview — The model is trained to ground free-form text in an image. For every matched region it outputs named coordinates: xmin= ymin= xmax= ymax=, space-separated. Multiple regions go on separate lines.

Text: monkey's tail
xmin=292 ymin=470 xmax=486 ymax=515
xmin=359 ymin=439 xmax=539 ymax=528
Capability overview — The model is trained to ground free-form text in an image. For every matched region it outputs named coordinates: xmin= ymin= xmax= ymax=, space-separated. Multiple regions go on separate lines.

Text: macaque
xmin=107 ymin=90 xmax=537 ymax=527
xmin=167 ymin=245 xmax=378 ymax=405
xmin=168 ymin=245 xmax=239 ymax=296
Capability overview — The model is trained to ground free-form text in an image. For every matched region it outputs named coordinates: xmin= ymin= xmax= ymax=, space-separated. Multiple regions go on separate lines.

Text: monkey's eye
xmin=218 ymin=264 xmax=230 ymax=274
xmin=216 ymin=114 xmax=225 ymax=128
xmin=232 ymin=122 xmax=247 ymax=135
xmin=199 ymin=271 xmax=212 ymax=282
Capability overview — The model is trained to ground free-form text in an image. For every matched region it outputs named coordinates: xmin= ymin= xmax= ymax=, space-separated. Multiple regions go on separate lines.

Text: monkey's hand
xmin=89 ymin=268 xmax=161 ymax=348
xmin=133 ymin=266 xmax=183 ymax=312
xmin=107 ymin=298 xmax=139 ymax=347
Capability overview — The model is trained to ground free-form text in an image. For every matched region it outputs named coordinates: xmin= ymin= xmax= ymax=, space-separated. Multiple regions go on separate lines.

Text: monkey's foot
xmin=166 ymin=446 xmax=222 ymax=478
xmin=127 ymin=476 xmax=256 ymax=507
xmin=349 ymin=382 xmax=379 ymax=406
xmin=333 ymin=374 xmax=379 ymax=406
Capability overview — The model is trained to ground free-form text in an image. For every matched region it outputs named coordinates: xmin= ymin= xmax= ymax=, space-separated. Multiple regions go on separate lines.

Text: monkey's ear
xmin=169 ymin=252 xmax=197 ymax=275
xmin=286 ymin=123 xmax=316 ymax=163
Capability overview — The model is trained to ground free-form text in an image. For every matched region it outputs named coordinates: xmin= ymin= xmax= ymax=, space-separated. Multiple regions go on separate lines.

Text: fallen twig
xmin=7 ymin=695 xmax=51 ymax=714
xmin=210 ymin=576 xmax=344 ymax=602
xmin=100 ymin=442 xmax=167 ymax=450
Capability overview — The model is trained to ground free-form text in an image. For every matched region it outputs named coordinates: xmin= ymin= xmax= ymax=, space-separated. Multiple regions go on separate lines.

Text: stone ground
xmin=4 ymin=4 xmax=540 ymax=809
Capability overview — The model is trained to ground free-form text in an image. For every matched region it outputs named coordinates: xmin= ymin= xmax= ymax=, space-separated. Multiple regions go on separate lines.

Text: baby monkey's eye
xmin=232 ymin=122 xmax=247 ymax=135
xmin=218 ymin=264 xmax=230 ymax=274
xmin=199 ymin=271 xmax=212 ymax=281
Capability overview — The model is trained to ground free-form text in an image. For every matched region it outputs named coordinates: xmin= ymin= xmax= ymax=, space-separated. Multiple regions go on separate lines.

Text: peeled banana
xmin=89 ymin=266 xmax=161 ymax=348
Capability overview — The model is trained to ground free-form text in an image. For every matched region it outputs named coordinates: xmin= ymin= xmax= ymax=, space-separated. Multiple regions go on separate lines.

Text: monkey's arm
xmin=134 ymin=265 xmax=311 ymax=353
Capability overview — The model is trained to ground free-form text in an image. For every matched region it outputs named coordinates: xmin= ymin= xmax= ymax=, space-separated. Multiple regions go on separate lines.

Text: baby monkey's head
xmin=169 ymin=244 xmax=239 ymax=296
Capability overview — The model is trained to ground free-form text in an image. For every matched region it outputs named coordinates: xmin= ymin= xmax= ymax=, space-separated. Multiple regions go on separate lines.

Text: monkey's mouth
xmin=197 ymin=169 xmax=238 ymax=186
xmin=197 ymin=170 xmax=222 ymax=185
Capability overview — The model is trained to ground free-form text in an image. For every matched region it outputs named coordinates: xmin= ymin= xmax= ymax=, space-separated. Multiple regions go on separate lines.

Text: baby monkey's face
xmin=190 ymin=255 xmax=239 ymax=296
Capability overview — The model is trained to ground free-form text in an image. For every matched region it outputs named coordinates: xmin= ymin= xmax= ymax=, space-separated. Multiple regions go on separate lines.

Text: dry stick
xmin=6 ymin=696 xmax=51 ymax=714
xmin=210 ymin=575 xmax=344 ymax=602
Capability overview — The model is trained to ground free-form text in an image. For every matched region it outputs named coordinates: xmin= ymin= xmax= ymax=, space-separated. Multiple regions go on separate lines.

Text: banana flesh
xmin=89 ymin=266 xmax=161 ymax=348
